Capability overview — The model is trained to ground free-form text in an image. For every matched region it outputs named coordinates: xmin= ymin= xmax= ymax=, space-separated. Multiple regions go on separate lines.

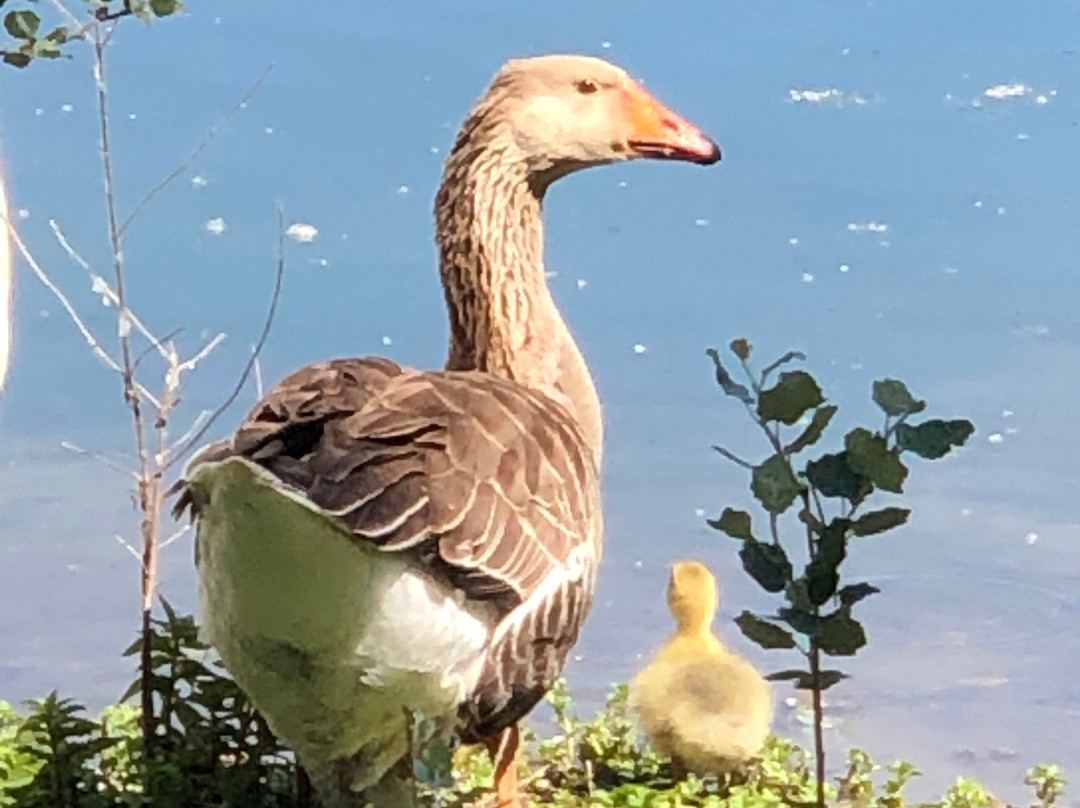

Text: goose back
xmin=178 ymin=356 xmax=602 ymax=741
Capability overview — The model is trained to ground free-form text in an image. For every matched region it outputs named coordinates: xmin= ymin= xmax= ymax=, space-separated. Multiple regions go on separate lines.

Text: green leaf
xmin=818 ymin=518 xmax=850 ymax=566
xmin=845 ymin=427 xmax=908 ymax=494
xmin=707 ymin=507 xmax=754 ymax=540
xmin=838 ymin=582 xmax=880 ymax=607
xmin=2 ymin=48 xmax=31 ymax=67
xmin=160 ymin=595 xmax=178 ymax=625
xmin=805 ymin=560 xmax=839 ymax=606
xmin=851 ymin=506 xmax=910 ymax=536
xmin=777 ymin=605 xmax=822 ymax=637
xmin=4 ymin=9 xmax=40 ymax=39
xmin=150 ymin=0 xmax=181 ymax=16
xmin=118 ymin=678 xmax=141 ymax=704
xmin=739 ymin=540 xmax=793 ymax=592
xmin=43 ymin=25 xmax=67 ymax=43
xmin=765 ymin=668 xmax=809 ymax=681
xmin=785 ymin=578 xmax=813 ymax=612
xmin=757 ymin=370 xmax=824 ymax=425
xmin=130 ymin=0 xmax=152 ymax=23
xmin=872 ymin=379 xmax=926 ymax=417
xmin=896 ymin=419 xmax=975 ymax=459
xmin=807 ymin=516 xmax=849 ymax=605
xmin=767 ymin=668 xmax=849 ymax=691
xmin=729 ymin=337 xmax=752 ymax=361
xmin=818 ymin=610 xmax=867 ymax=656
xmin=31 ymin=37 xmax=62 ymax=58
xmin=785 ymin=404 xmax=837 ymax=455
xmin=734 ymin=611 xmax=797 ymax=649
xmin=805 ymin=451 xmax=871 ymax=501
xmin=751 ymin=453 xmax=801 ymax=514
xmin=705 ymin=348 xmax=753 ymax=405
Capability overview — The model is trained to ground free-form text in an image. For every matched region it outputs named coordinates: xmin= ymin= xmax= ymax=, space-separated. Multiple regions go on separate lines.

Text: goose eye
xmin=575 ymin=79 xmax=599 ymax=95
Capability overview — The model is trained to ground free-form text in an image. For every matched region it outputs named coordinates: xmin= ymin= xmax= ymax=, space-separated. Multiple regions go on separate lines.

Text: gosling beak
xmin=624 ymin=83 xmax=721 ymax=166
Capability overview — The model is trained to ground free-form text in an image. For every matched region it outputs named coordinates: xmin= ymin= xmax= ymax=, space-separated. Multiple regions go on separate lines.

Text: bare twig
xmin=253 ymin=350 xmax=264 ymax=399
xmin=89 ymin=22 xmax=164 ymax=761
xmin=45 ymin=0 xmax=81 ymax=29
xmin=60 ymin=440 xmax=138 ymax=480
xmin=49 ymin=219 xmax=170 ymax=359
xmin=118 ymin=65 xmax=274 ymax=237
xmin=167 ymin=206 xmax=286 ymax=467
xmin=711 ymin=444 xmax=753 ymax=470
xmin=132 ymin=327 xmax=183 ymax=373
xmin=114 ymin=534 xmax=142 ymax=563
xmin=170 ymin=409 xmax=212 ymax=456
xmin=160 ymin=524 xmax=191 ymax=550
xmin=3 ymin=213 xmax=161 ymax=406
xmin=177 ymin=332 xmax=226 ymax=375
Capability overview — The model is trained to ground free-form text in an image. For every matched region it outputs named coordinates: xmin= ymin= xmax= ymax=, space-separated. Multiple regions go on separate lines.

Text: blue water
xmin=2 ymin=1 xmax=1079 ymax=801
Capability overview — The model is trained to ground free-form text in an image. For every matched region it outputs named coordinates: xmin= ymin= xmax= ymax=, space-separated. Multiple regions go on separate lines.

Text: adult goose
xmin=175 ymin=54 xmax=720 ymax=807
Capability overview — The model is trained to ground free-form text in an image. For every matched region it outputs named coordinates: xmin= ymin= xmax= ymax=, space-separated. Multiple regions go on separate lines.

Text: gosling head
xmin=666 ymin=560 xmax=720 ymax=633
xmin=456 ymin=54 xmax=721 ymax=182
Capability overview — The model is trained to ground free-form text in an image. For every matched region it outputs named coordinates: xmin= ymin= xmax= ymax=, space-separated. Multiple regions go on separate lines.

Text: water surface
xmin=1 ymin=1 xmax=1079 ymax=801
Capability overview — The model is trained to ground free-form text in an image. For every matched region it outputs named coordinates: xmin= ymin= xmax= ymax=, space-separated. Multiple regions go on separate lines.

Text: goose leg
xmin=485 ymin=723 xmax=522 ymax=808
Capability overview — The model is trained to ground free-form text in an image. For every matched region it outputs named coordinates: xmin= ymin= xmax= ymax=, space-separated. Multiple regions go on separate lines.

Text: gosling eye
xmin=575 ymin=78 xmax=599 ymax=95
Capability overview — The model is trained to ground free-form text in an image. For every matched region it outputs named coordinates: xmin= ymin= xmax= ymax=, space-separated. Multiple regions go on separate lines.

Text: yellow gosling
xmin=631 ymin=561 xmax=773 ymax=775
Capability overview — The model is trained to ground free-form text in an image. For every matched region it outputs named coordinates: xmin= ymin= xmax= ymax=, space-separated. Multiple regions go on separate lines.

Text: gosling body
xmin=632 ymin=561 xmax=773 ymax=774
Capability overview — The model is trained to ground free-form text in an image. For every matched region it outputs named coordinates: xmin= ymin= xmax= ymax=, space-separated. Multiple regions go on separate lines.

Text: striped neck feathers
xmin=434 ymin=108 xmax=603 ymax=466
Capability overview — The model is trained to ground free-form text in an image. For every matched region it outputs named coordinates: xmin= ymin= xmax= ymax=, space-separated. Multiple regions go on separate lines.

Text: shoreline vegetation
xmin=0 ymin=614 xmax=1067 ymax=808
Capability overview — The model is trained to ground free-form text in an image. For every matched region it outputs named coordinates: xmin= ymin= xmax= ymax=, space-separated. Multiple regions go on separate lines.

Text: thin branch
xmin=96 ymin=0 xmax=133 ymax=22
xmin=169 ymin=409 xmax=211 ymax=456
xmin=177 ymin=332 xmax=226 ymax=375
xmin=711 ymin=444 xmax=753 ymax=470
xmin=166 ymin=207 xmax=286 ymax=467
xmin=132 ymin=327 xmax=183 ymax=373
xmin=45 ymin=0 xmax=81 ymax=29
xmin=4 ymin=215 xmax=119 ymax=373
xmin=160 ymin=524 xmax=191 ymax=550
xmin=93 ymin=24 xmax=152 ymax=457
xmin=114 ymin=534 xmax=142 ymax=563
xmin=3 ymin=213 xmax=159 ymax=406
xmin=253 ymin=351 xmax=264 ymax=399
xmin=118 ymin=65 xmax=274 ymax=237
xmin=60 ymin=440 xmax=138 ymax=480
xmin=49 ymin=219 xmax=170 ymax=359
xmin=769 ymin=511 xmax=780 ymax=546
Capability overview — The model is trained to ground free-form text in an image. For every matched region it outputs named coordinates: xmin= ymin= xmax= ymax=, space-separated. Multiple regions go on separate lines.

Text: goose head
xmin=459 ymin=54 xmax=721 ymax=183
xmin=667 ymin=560 xmax=720 ymax=633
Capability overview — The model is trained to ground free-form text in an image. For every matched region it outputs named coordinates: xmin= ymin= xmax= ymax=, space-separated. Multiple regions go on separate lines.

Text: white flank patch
xmin=205 ymin=217 xmax=227 ymax=236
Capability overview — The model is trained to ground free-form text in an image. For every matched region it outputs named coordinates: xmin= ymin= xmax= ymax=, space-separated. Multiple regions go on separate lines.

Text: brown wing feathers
xmin=175 ymin=356 xmax=601 ymax=738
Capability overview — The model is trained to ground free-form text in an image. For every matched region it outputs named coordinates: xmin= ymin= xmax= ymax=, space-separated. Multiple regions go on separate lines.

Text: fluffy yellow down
xmin=632 ymin=561 xmax=773 ymax=775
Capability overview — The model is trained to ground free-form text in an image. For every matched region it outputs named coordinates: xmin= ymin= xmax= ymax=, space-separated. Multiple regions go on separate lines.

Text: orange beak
xmin=624 ymin=83 xmax=721 ymax=165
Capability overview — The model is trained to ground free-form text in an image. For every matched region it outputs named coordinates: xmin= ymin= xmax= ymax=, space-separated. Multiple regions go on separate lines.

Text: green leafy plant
xmin=1025 ymin=764 xmax=1066 ymax=808
xmin=1 ymin=0 xmax=181 ymax=69
xmin=0 ymin=659 xmax=1068 ymax=807
xmin=705 ymin=339 xmax=974 ymax=808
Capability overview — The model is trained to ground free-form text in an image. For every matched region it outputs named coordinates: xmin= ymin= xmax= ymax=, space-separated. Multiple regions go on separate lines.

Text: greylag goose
xmin=632 ymin=561 xmax=773 ymax=774
xmin=174 ymin=54 xmax=720 ymax=807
